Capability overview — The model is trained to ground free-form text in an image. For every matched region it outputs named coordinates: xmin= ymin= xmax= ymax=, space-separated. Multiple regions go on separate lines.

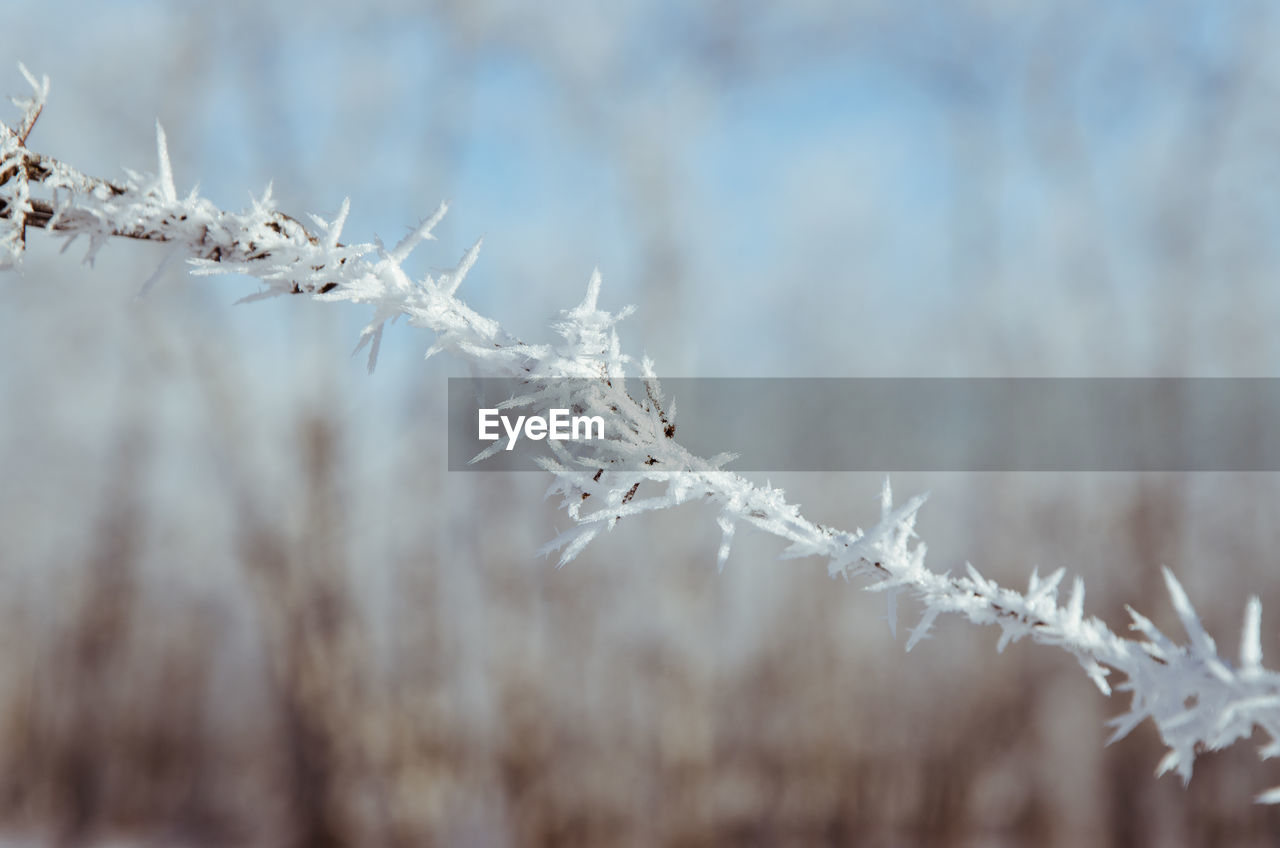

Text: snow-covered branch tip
xmin=4 ymin=66 xmax=1279 ymax=804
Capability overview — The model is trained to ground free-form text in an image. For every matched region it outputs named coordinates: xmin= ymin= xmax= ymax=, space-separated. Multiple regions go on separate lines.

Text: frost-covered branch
xmin=4 ymin=67 xmax=1279 ymax=804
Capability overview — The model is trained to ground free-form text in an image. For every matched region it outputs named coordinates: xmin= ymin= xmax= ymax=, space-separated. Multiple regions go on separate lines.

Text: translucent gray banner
xmin=448 ymin=378 xmax=1280 ymax=471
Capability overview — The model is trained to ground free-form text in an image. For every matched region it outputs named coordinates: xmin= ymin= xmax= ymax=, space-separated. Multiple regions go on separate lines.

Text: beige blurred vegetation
xmin=2 ymin=1 xmax=1280 ymax=845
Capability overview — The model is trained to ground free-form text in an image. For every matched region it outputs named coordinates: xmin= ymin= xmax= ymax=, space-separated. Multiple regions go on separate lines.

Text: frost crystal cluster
xmin=3 ymin=67 xmax=1279 ymax=805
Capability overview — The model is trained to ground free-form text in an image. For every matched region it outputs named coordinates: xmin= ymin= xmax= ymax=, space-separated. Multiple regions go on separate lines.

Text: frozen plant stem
xmin=3 ymin=66 xmax=1279 ymax=805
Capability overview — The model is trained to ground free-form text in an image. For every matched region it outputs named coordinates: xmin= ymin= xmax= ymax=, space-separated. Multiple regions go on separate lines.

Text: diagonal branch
xmin=3 ymin=66 xmax=1279 ymax=805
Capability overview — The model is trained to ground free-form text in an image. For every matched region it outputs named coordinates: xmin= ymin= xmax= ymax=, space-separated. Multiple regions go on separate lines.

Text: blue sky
xmin=5 ymin=2 xmax=1280 ymax=383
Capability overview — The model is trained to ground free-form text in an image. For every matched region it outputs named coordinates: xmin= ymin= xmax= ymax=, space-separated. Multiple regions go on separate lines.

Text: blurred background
xmin=2 ymin=1 xmax=1280 ymax=845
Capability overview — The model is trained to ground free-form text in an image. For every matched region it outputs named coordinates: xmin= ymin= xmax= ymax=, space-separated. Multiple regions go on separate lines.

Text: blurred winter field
xmin=2 ymin=1 xmax=1280 ymax=844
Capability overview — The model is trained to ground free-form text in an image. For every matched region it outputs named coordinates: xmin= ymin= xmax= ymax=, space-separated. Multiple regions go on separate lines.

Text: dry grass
xmin=0 ymin=415 xmax=1278 ymax=847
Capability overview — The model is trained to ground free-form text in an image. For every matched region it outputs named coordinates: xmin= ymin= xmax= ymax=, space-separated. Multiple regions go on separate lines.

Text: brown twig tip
xmin=16 ymin=100 xmax=42 ymax=145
